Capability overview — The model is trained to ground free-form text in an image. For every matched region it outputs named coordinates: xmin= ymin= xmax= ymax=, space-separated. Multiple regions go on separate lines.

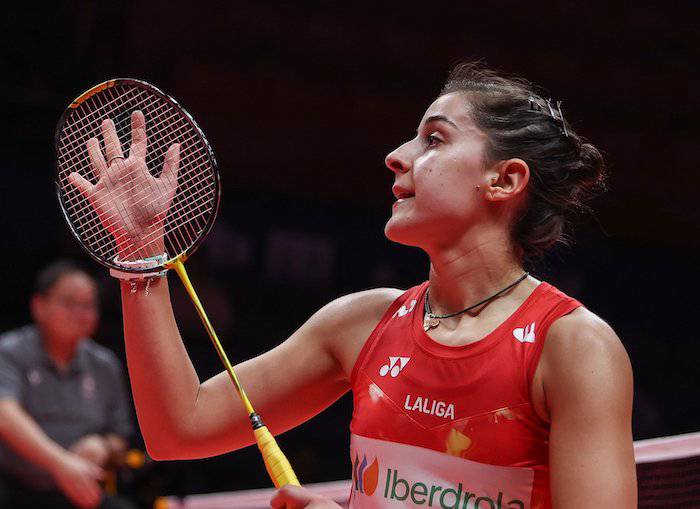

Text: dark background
xmin=2 ymin=0 xmax=698 ymax=503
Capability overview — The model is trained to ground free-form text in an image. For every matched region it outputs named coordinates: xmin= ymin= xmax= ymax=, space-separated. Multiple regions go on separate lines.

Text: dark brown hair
xmin=441 ymin=62 xmax=606 ymax=261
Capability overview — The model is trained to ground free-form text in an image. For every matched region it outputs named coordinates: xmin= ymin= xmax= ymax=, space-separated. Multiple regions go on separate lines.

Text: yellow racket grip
xmin=253 ymin=425 xmax=300 ymax=488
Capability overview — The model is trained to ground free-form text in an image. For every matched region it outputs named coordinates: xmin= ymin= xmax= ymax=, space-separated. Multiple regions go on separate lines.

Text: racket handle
xmin=253 ymin=425 xmax=300 ymax=488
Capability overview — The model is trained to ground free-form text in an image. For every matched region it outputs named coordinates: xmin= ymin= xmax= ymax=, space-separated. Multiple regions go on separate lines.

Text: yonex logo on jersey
xmin=379 ymin=356 xmax=410 ymax=377
xmin=513 ymin=322 xmax=536 ymax=343
xmin=392 ymin=299 xmax=417 ymax=319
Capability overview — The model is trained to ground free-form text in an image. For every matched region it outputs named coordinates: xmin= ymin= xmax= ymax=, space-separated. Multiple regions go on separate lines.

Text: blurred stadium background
xmin=2 ymin=1 xmax=698 ymax=506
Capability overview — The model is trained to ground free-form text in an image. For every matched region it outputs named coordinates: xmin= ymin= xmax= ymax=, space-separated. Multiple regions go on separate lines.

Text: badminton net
xmin=155 ymin=431 xmax=700 ymax=509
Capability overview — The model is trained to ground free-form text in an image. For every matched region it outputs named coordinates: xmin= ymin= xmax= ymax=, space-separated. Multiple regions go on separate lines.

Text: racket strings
xmin=73 ymin=171 xmax=205 ymax=251
xmin=62 ymin=148 xmax=212 ymax=230
xmin=58 ymin=90 xmax=181 ymax=193
xmin=62 ymin=161 xmax=201 ymax=260
xmin=118 ymin=189 xmax=215 ymax=260
xmin=61 ymin=95 xmax=205 ymax=203
xmin=59 ymin=98 xmax=196 ymax=204
xmin=58 ymin=90 xmax=148 ymax=177
xmin=68 ymin=186 xmax=209 ymax=263
xmin=63 ymin=152 xmax=213 ymax=251
xmin=74 ymin=165 xmax=214 ymax=260
xmin=61 ymin=85 xmax=173 ymax=159
xmin=65 ymin=89 xmax=199 ymax=183
xmin=57 ymin=82 xmax=218 ymax=266
xmin=59 ymin=92 xmax=183 ymax=180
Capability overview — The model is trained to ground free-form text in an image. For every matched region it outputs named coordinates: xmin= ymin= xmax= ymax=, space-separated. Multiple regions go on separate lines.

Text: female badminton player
xmin=70 ymin=63 xmax=636 ymax=508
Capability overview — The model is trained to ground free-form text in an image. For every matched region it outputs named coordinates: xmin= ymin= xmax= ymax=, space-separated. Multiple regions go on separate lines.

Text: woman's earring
xmin=475 ymin=185 xmax=481 ymax=191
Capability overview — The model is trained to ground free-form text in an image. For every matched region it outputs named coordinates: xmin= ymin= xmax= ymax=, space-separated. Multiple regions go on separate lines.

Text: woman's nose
xmin=385 ymin=141 xmax=413 ymax=174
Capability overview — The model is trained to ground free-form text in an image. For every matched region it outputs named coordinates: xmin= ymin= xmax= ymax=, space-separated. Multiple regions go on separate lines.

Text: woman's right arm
xmin=122 ymin=275 xmax=398 ymax=460
xmin=70 ymin=110 xmax=399 ymax=460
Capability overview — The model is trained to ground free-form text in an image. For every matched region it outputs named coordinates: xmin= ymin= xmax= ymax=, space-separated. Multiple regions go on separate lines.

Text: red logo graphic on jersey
xmin=352 ymin=453 xmax=379 ymax=496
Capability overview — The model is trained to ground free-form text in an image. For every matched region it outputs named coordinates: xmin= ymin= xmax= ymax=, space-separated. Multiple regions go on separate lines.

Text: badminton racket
xmin=54 ymin=78 xmax=299 ymax=488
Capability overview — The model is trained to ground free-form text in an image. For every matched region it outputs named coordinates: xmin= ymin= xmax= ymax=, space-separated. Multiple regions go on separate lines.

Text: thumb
xmin=270 ymin=492 xmax=286 ymax=509
xmin=68 ymin=172 xmax=94 ymax=199
xmin=271 ymin=485 xmax=310 ymax=509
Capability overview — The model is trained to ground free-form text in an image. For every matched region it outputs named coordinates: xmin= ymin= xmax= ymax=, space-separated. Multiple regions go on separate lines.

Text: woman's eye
xmin=425 ymin=133 xmax=442 ymax=147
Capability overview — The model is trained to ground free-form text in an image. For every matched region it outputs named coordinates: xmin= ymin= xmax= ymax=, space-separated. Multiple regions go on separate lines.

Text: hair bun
xmin=569 ymin=142 xmax=606 ymax=207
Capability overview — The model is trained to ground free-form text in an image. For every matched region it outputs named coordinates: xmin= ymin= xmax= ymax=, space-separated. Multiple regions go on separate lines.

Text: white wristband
xmin=109 ymin=253 xmax=168 ymax=280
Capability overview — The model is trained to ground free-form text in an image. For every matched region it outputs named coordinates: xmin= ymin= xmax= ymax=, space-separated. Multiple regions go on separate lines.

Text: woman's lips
xmin=393 ymin=196 xmax=414 ymax=207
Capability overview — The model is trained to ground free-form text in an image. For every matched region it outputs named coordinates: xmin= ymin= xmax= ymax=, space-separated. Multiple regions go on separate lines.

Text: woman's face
xmin=384 ymin=92 xmax=491 ymax=249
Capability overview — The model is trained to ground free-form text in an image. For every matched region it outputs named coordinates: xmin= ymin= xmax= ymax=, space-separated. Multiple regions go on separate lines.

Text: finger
xmin=160 ymin=143 xmax=181 ymax=189
xmin=271 ymin=485 xmax=308 ymax=509
xmin=101 ymin=118 xmax=124 ymax=162
xmin=68 ymin=172 xmax=94 ymax=198
xmin=87 ymin=137 xmax=107 ymax=178
xmin=130 ymin=110 xmax=147 ymax=160
xmin=270 ymin=490 xmax=286 ymax=509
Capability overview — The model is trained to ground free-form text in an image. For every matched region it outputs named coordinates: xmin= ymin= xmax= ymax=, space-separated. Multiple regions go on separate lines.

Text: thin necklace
xmin=423 ymin=272 xmax=530 ymax=332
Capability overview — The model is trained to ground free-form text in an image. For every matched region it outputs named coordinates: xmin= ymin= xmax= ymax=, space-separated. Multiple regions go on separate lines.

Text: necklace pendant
xmin=423 ymin=315 xmax=440 ymax=332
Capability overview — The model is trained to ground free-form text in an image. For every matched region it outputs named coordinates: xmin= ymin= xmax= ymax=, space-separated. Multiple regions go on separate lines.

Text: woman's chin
xmin=384 ymin=218 xmax=424 ymax=247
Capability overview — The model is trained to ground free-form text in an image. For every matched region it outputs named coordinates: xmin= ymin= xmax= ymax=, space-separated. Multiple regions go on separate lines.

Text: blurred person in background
xmin=0 ymin=261 xmax=136 ymax=509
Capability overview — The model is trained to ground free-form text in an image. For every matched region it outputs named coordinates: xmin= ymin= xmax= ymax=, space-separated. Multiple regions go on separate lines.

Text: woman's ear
xmin=485 ymin=158 xmax=530 ymax=202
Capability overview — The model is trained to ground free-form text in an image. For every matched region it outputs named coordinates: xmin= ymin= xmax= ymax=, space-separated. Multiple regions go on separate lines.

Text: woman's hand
xmin=270 ymin=485 xmax=343 ymax=509
xmin=68 ymin=110 xmax=180 ymax=260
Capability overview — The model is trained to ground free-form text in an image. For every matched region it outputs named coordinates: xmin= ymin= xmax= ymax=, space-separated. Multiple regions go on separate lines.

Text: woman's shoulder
xmin=541 ymin=307 xmax=631 ymax=390
xmin=301 ymin=287 xmax=410 ymax=377
xmin=315 ymin=287 xmax=407 ymax=332
xmin=546 ymin=307 xmax=622 ymax=352
xmin=537 ymin=305 xmax=634 ymax=465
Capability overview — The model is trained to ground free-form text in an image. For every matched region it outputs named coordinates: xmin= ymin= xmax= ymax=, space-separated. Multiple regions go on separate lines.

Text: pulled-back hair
xmin=440 ymin=62 xmax=606 ymax=261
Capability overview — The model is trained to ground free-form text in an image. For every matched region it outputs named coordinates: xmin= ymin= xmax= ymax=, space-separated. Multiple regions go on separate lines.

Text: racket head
xmin=55 ymin=78 xmax=221 ymax=273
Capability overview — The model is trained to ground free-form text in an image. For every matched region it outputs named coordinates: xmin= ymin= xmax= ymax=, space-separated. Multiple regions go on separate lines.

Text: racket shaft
xmin=170 ymin=259 xmax=254 ymax=412
xmin=170 ymin=260 xmax=300 ymax=487
xmin=254 ymin=426 xmax=300 ymax=487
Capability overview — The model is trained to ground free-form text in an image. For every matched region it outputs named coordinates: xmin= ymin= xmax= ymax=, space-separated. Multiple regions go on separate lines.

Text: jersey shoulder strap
xmin=524 ymin=283 xmax=582 ymax=388
xmin=350 ymin=282 xmax=428 ymax=386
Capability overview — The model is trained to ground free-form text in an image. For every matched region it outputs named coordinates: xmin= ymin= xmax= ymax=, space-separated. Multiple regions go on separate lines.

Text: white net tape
xmin=155 ymin=432 xmax=700 ymax=509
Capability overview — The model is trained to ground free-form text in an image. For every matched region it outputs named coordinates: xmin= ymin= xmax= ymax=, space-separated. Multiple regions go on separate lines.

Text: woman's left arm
xmin=541 ymin=309 xmax=637 ymax=508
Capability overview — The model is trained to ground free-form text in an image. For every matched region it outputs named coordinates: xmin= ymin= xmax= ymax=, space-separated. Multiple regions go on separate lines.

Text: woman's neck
xmin=426 ymin=231 xmax=525 ymax=315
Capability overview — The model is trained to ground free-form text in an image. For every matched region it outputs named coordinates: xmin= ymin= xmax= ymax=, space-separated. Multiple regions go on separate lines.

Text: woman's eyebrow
xmin=419 ymin=115 xmax=460 ymax=132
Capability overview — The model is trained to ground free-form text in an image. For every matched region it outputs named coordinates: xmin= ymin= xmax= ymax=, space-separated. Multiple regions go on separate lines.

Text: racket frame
xmin=54 ymin=78 xmax=222 ymax=273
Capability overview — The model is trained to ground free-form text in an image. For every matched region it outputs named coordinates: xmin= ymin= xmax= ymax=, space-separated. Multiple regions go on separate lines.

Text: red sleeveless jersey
xmin=349 ymin=281 xmax=581 ymax=509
